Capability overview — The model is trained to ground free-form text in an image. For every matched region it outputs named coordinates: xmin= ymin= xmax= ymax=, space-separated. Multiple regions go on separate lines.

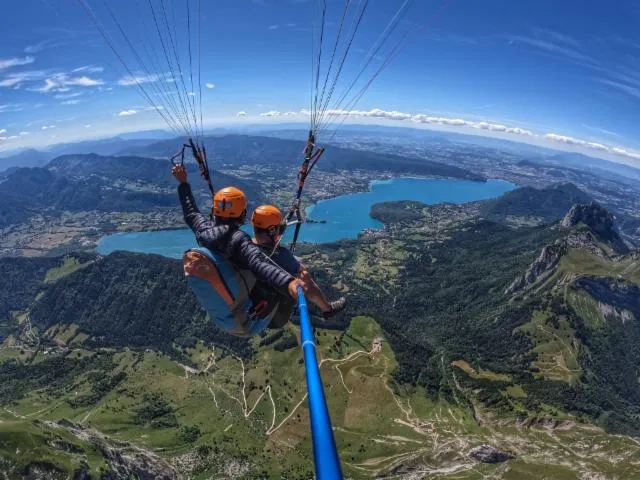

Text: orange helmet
xmin=251 ymin=205 xmax=283 ymax=230
xmin=213 ymin=187 xmax=248 ymax=219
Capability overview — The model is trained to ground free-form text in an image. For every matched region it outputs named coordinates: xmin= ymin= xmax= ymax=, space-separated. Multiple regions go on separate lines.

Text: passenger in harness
xmin=172 ymin=164 xmax=306 ymax=337
xmin=251 ymin=204 xmax=347 ymax=328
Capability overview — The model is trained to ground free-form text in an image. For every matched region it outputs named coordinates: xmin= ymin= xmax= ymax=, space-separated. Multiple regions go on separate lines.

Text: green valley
xmin=2 ymin=191 xmax=640 ymax=478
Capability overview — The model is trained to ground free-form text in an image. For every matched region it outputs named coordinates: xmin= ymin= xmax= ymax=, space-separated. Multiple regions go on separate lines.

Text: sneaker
xmin=323 ymin=297 xmax=347 ymax=319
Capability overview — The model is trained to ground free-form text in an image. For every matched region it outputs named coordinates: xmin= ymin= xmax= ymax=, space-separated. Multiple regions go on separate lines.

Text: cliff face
xmin=561 ymin=202 xmax=614 ymax=231
xmin=574 ymin=277 xmax=640 ymax=323
xmin=506 ymin=241 xmax=566 ymax=294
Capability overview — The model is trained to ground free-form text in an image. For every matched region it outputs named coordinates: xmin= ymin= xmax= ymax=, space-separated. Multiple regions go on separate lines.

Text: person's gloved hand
xmin=172 ymin=164 xmax=188 ymax=184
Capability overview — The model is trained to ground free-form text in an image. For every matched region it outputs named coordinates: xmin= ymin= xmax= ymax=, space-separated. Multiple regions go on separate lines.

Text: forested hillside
xmin=2 ymin=197 xmax=640 ymax=477
xmin=0 ymin=154 xmax=263 ymax=230
xmin=123 ymin=134 xmax=484 ymax=180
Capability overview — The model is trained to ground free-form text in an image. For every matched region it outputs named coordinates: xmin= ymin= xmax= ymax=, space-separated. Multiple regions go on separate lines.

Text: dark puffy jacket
xmin=178 ymin=183 xmax=294 ymax=291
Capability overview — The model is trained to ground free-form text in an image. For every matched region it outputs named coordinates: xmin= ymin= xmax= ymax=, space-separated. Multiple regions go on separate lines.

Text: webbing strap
xmin=286 ymin=132 xmax=325 ymax=252
xmin=170 ymin=137 xmax=214 ymax=196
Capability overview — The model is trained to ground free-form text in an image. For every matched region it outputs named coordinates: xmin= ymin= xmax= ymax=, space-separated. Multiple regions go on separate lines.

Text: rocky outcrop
xmin=516 ymin=416 xmax=575 ymax=430
xmin=469 ymin=445 xmax=514 ymax=463
xmin=562 ymin=202 xmax=613 ymax=230
xmin=562 ymin=202 xmax=629 ymax=253
xmin=44 ymin=420 xmax=181 ymax=480
xmin=574 ymin=277 xmax=640 ymax=323
xmin=506 ymin=241 xmax=566 ymax=294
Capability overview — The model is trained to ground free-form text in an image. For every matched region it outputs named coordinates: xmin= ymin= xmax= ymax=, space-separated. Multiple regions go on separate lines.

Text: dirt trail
xmin=199 ymin=341 xmax=381 ymax=437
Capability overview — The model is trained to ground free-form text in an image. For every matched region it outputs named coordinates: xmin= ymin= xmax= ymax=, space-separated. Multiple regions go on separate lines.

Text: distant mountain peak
xmin=561 ymin=202 xmax=629 ymax=254
xmin=482 ymin=182 xmax=592 ymax=225
xmin=561 ymin=202 xmax=613 ymax=231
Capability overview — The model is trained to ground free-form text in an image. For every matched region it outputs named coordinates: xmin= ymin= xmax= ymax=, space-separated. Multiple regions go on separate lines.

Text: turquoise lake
xmin=97 ymin=177 xmax=516 ymax=259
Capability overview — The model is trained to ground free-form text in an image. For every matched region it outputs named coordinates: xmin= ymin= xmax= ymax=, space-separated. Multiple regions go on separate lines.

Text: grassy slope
xmin=2 ymin=315 xmax=640 ymax=479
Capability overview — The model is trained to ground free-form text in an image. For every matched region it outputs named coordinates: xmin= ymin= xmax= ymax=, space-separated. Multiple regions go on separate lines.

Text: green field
xmin=2 ymin=315 xmax=640 ymax=479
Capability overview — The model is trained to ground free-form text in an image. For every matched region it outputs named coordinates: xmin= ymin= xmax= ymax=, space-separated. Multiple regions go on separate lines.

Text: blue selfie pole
xmin=297 ymin=286 xmax=343 ymax=479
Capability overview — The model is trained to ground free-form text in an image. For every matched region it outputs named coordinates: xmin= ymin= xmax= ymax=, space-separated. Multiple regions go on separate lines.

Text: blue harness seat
xmin=182 ymin=247 xmax=279 ymax=337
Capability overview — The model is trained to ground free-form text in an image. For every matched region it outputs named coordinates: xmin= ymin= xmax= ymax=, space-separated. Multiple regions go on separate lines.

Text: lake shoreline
xmin=97 ymin=177 xmax=516 ymax=258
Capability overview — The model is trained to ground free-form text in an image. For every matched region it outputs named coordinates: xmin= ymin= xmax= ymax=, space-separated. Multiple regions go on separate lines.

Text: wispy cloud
xmin=258 ymin=107 xmax=640 ymax=163
xmin=33 ymin=74 xmax=104 ymax=93
xmin=84 ymin=124 xmax=92 ymax=128
xmin=72 ymin=65 xmax=105 ymax=74
xmin=236 ymin=111 xmax=247 ymax=117
xmin=24 ymin=39 xmax=67 ymax=53
xmin=54 ymin=92 xmax=84 ymax=100
xmin=260 ymin=110 xmax=282 ymax=116
xmin=41 ymin=125 xmax=56 ymax=130
xmin=118 ymin=109 xmax=138 ymax=116
xmin=0 ymin=70 xmax=47 ymax=88
xmin=0 ymin=56 xmax=35 ymax=71
xmin=597 ymin=78 xmax=640 ymax=100
xmin=426 ymin=32 xmax=480 ymax=46
xmin=582 ymin=124 xmax=621 ymax=138
xmin=0 ymin=129 xmax=6 ymax=135
xmin=206 ymin=82 xmax=215 ymax=89
xmin=61 ymin=99 xmax=81 ymax=105
xmin=19 ymin=131 xmax=29 ymax=136
xmin=268 ymin=25 xmax=279 ymax=30
xmin=507 ymin=35 xmax=595 ymax=66
xmin=0 ymin=103 xmax=24 ymax=113
xmin=117 ymin=73 xmax=163 ymax=86
xmin=531 ymin=28 xmax=580 ymax=48
xmin=261 ymin=111 xmax=298 ymax=116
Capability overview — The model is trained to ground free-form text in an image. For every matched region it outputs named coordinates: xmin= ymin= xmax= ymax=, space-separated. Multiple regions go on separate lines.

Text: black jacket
xmin=178 ymin=183 xmax=294 ymax=291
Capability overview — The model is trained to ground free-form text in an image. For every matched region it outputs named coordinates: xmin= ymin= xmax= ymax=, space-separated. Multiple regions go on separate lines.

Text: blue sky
xmin=1 ymin=0 xmax=640 ymax=165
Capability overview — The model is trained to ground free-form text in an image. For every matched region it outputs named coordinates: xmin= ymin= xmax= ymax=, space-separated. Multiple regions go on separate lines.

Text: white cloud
xmin=41 ymin=125 xmax=56 ymax=130
xmin=6 ymin=135 xmax=18 ymax=140
xmin=206 ymin=83 xmax=215 ymax=89
xmin=612 ymin=147 xmax=640 ymax=161
xmin=597 ymin=78 xmax=640 ymax=100
xmin=543 ymin=133 xmax=640 ymax=161
xmin=61 ymin=99 xmax=81 ymax=105
xmin=68 ymin=76 xmax=102 ymax=87
xmin=586 ymin=142 xmax=608 ymax=151
xmin=118 ymin=74 xmax=161 ymax=86
xmin=236 ymin=111 xmax=247 ymax=117
xmin=19 ymin=131 xmax=29 ymax=136
xmin=85 ymin=124 xmax=92 ymax=128
xmin=34 ymin=74 xmax=104 ymax=93
xmin=268 ymin=25 xmax=279 ymax=30
xmin=0 ymin=104 xmax=23 ymax=113
xmin=55 ymin=92 xmax=83 ymax=99
xmin=257 ymin=110 xmax=300 ymax=117
xmin=0 ymin=70 xmax=47 ymax=88
xmin=72 ymin=65 xmax=105 ymax=73
xmin=0 ymin=56 xmax=35 ymax=71
xmin=24 ymin=39 xmax=67 ymax=54
xmin=118 ymin=109 xmax=138 ymax=116
xmin=0 ymin=77 xmax=22 ymax=88
xmin=544 ymin=133 xmax=585 ymax=145
xmin=259 ymin=107 xmax=640 ymax=164
xmin=0 ymin=129 xmax=6 ymax=135
xmin=187 ymin=92 xmax=196 ymax=97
